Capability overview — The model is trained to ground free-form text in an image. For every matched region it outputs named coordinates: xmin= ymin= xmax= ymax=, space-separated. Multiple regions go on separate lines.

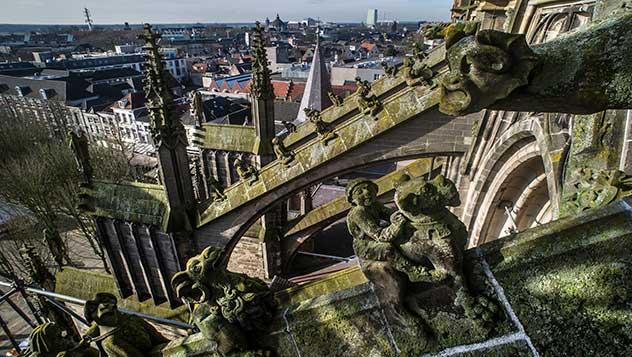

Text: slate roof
xmin=0 ymin=74 xmax=95 ymax=102
xmin=295 ymin=39 xmax=333 ymax=123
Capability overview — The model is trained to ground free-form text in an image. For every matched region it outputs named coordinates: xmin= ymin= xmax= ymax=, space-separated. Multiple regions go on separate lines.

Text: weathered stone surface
xmin=170 ymin=247 xmax=275 ymax=355
xmin=441 ymin=11 xmax=632 ymax=116
xmin=480 ymin=198 xmax=632 ymax=356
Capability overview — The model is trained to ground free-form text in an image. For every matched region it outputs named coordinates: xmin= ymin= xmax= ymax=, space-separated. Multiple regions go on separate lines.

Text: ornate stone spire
xmin=139 ymin=23 xmax=196 ymax=240
xmin=251 ymin=22 xmax=274 ymax=100
xmin=140 ymin=23 xmax=187 ymax=147
xmin=191 ymin=91 xmax=205 ymax=127
xmin=250 ymin=21 xmax=276 ymax=166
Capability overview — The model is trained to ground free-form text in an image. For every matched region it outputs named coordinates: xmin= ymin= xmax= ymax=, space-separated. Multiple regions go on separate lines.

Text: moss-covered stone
xmin=55 ymin=268 xmax=188 ymax=321
xmin=481 ymin=199 xmax=632 ymax=356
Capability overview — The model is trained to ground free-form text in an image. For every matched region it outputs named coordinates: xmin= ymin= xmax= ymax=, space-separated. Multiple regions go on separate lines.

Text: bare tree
xmin=0 ymin=108 xmax=137 ymax=273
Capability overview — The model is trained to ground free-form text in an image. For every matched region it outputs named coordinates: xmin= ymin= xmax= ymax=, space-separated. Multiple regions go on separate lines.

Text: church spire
xmin=295 ymin=26 xmax=333 ymax=123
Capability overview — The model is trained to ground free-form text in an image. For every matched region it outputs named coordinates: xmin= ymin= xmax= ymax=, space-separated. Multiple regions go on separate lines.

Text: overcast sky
xmin=0 ymin=0 xmax=453 ymax=24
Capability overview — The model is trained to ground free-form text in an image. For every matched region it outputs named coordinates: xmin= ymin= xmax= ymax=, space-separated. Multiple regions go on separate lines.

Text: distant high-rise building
xmin=367 ymin=8 xmax=378 ymax=27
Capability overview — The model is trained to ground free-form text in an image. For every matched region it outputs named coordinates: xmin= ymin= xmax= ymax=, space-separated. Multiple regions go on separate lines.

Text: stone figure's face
xmin=95 ymin=294 xmax=119 ymax=326
xmin=352 ymin=183 xmax=377 ymax=207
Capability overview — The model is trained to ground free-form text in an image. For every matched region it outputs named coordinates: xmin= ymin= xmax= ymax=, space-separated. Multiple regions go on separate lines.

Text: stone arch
xmin=472 ymin=145 xmax=551 ymax=245
xmin=462 ymin=117 xmax=559 ymax=247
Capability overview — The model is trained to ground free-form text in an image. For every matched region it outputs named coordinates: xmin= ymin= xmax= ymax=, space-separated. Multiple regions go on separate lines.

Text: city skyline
xmin=0 ymin=0 xmax=453 ymax=25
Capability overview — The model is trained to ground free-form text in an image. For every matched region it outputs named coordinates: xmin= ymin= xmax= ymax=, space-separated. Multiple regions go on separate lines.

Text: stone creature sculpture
xmin=328 ymin=92 xmax=344 ymax=107
xmin=304 ymin=108 xmax=337 ymax=145
xmin=354 ymin=77 xmax=382 ymax=119
xmin=440 ymin=27 xmax=538 ymax=116
xmin=281 ymin=120 xmax=297 ymax=133
xmin=171 ymin=247 xmax=275 ymax=356
xmin=207 ymin=175 xmax=227 ymax=202
xmin=272 ymin=137 xmax=295 ymax=166
xmin=392 ymin=174 xmax=470 ymax=300
xmin=381 ymin=61 xmax=398 ymax=77
xmin=561 ymin=168 xmax=632 ymax=216
xmin=20 ymin=322 xmax=99 ymax=357
xmin=234 ymin=158 xmax=259 ymax=185
xmin=82 ymin=293 xmax=168 ymax=357
xmin=403 ymin=57 xmax=435 ymax=87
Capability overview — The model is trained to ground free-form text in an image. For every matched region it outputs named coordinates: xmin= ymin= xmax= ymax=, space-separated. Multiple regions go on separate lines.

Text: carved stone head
xmin=346 ymin=178 xmax=379 ymax=207
xmin=171 ymin=246 xmax=223 ymax=304
xmin=440 ymin=30 xmax=539 ymax=116
xmin=84 ymin=292 xmax=120 ymax=327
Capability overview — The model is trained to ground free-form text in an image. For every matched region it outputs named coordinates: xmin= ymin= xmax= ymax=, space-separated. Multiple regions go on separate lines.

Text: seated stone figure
xmin=345 ymin=178 xmax=425 ymax=278
xmin=83 ymin=293 xmax=168 ymax=357
xmin=21 ymin=322 xmax=99 ymax=357
xmin=171 ymin=247 xmax=275 ymax=356
xmin=393 ymin=174 xmax=469 ymax=298
xmin=347 ymin=174 xmax=490 ymax=314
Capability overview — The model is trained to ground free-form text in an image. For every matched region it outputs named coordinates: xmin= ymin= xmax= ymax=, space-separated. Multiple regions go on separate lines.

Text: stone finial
xmin=251 ymin=22 xmax=274 ymax=100
xmin=190 ymin=91 xmax=205 ymax=127
xmin=139 ymin=23 xmax=186 ymax=146
xmin=19 ymin=243 xmax=55 ymax=291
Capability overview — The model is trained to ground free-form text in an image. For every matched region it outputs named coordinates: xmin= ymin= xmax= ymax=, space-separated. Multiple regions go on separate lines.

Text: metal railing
xmin=0 ymin=278 xmax=193 ymax=353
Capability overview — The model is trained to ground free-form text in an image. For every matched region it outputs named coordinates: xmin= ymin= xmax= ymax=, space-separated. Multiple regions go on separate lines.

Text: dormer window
xmin=15 ymin=85 xmax=31 ymax=97
xmin=39 ymin=88 xmax=56 ymax=100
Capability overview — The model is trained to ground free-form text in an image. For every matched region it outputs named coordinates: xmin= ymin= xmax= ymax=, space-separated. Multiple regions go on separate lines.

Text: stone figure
xmin=440 ymin=28 xmax=538 ymax=116
xmin=392 ymin=174 xmax=470 ymax=300
xmin=347 ymin=174 xmax=497 ymax=323
xmin=354 ymin=77 xmax=382 ymax=119
xmin=304 ymin=108 xmax=337 ymax=144
xmin=272 ymin=137 xmax=295 ymax=166
xmin=403 ymin=57 xmax=435 ymax=87
xmin=207 ymin=175 xmax=227 ymax=201
xmin=171 ymin=247 xmax=275 ymax=356
xmin=82 ymin=293 xmax=168 ymax=357
xmin=381 ymin=61 xmax=398 ymax=77
xmin=281 ymin=120 xmax=297 ymax=133
xmin=234 ymin=158 xmax=259 ymax=185
xmin=328 ymin=92 xmax=344 ymax=107
xmin=21 ymin=322 xmax=99 ymax=357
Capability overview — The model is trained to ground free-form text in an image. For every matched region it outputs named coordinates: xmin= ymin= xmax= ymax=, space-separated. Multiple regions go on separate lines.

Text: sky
xmin=0 ymin=0 xmax=453 ymax=24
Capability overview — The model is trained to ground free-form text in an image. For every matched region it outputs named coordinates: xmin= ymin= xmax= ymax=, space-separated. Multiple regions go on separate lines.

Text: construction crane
xmin=84 ymin=7 xmax=94 ymax=31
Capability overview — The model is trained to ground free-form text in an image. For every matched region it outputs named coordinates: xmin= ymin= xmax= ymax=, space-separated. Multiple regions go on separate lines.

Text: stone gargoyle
xmin=440 ymin=29 xmax=539 ymax=116
xmin=171 ymin=247 xmax=275 ymax=356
